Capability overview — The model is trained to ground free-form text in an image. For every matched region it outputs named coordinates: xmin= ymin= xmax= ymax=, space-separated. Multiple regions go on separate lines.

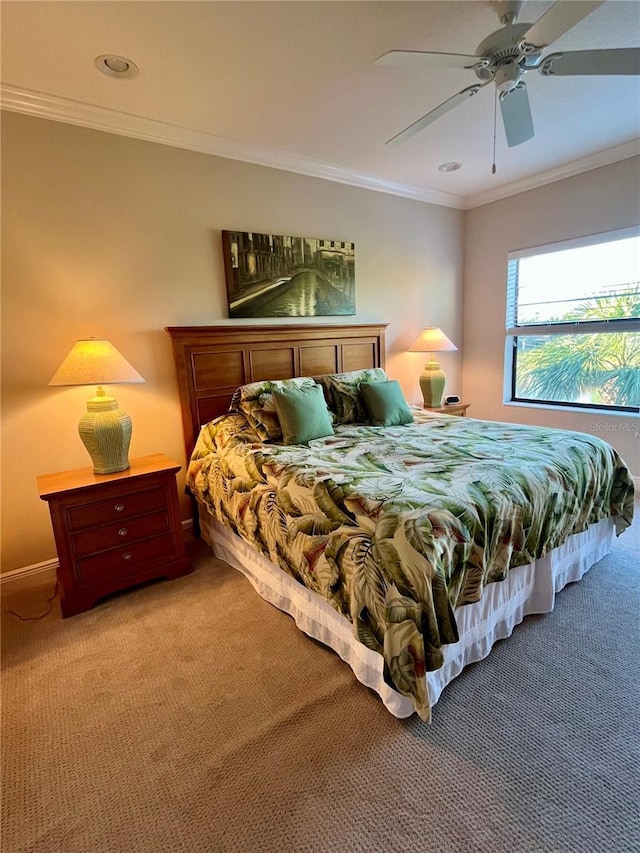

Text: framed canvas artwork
xmin=222 ymin=230 xmax=356 ymax=318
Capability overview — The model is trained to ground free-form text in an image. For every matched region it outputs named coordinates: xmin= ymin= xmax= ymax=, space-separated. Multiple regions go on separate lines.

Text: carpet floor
xmin=2 ymin=508 xmax=639 ymax=853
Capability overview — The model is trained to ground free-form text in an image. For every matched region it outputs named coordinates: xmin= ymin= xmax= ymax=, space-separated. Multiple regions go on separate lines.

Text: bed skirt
xmin=200 ymin=508 xmax=615 ymax=718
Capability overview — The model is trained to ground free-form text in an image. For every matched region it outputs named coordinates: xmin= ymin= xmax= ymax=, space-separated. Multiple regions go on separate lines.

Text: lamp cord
xmin=7 ymin=581 xmax=59 ymax=621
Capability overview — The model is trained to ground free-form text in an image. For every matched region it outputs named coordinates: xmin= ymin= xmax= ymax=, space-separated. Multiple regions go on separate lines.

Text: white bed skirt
xmin=200 ymin=509 xmax=615 ymax=718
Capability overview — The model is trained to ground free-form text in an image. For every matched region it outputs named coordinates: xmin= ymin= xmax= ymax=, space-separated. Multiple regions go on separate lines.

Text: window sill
xmin=503 ymin=400 xmax=639 ymax=418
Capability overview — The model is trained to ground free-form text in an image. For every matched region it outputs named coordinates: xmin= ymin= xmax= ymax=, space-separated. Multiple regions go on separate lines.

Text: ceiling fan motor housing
xmin=474 ymin=23 xmax=543 ymax=84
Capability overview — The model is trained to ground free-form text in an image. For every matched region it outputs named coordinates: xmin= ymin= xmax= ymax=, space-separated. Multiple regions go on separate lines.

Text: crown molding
xmin=2 ymin=84 xmax=638 ymax=213
xmin=464 ymin=139 xmax=640 ymax=209
xmin=0 ymin=84 xmax=465 ymax=210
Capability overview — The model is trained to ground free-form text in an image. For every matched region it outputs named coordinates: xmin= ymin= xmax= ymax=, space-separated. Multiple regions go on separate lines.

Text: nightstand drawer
xmin=76 ymin=533 xmax=175 ymax=584
xmin=67 ymin=487 xmax=166 ymax=530
xmin=71 ymin=510 xmax=170 ymax=558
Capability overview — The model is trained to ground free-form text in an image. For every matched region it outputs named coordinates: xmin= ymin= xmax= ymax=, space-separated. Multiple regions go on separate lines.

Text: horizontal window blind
xmin=507 ymin=230 xmax=640 ymax=330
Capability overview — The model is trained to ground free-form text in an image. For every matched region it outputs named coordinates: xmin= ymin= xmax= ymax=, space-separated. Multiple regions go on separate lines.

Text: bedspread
xmin=187 ymin=410 xmax=634 ymax=719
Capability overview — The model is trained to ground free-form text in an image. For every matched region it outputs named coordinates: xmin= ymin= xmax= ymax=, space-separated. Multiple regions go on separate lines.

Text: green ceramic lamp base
xmin=419 ymin=361 xmax=446 ymax=408
xmin=78 ymin=389 xmax=132 ymax=474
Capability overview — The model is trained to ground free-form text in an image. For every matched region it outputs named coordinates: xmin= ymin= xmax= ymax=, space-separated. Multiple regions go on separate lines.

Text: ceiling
xmin=2 ymin=1 xmax=639 ymax=209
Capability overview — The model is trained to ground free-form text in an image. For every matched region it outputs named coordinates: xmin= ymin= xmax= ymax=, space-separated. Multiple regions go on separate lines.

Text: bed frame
xmin=165 ymin=323 xmax=387 ymax=463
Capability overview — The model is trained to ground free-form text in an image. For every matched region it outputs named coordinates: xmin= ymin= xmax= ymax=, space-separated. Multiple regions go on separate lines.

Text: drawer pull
xmin=122 ymin=552 xmax=133 ymax=561
xmin=115 ymin=503 xmax=125 ymax=512
xmin=118 ymin=528 xmax=128 ymax=537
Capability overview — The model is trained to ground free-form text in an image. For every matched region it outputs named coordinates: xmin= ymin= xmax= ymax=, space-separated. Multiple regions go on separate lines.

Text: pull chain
xmin=492 ymin=88 xmax=498 ymax=175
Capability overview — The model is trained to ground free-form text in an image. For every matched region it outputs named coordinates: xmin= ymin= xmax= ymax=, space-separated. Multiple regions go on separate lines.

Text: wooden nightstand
xmin=37 ymin=454 xmax=192 ymax=617
xmin=424 ymin=402 xmax=470 ymax=417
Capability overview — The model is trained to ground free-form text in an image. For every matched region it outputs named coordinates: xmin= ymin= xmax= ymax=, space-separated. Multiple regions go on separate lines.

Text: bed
xmin=166 ymin=323 xmax=634 ymax=721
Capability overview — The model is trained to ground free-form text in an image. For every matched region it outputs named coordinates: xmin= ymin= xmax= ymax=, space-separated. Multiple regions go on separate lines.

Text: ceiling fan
xmin=376 ymin=0 xmax=640 ymax=148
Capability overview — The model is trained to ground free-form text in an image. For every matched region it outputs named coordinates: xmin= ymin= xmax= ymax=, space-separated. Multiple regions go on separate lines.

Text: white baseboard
xmin=0 ymin=558 xmax=58 ymax=592
xmin=1 ymin=519 xmax=195 ymax=594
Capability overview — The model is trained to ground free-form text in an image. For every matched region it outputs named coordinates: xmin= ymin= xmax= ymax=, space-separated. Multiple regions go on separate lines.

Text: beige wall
xmin=1 ymin=112 xmax=464 ymax=572
xmin=462 ymin=156 xmax=640 ymax=475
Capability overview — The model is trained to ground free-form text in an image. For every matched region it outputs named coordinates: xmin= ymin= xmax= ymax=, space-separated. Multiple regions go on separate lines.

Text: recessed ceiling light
xmin=95 ymin=55 xmax=139 ymax=80
xmin=438 ymin=162 xmax=462 ymax=173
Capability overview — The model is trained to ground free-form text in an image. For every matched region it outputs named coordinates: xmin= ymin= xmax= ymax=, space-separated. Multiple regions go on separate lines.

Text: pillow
xmin=229 ymin=375 xmax=317 ymax=409
xmin=319 ymin=367 xmax=388 ymax=424
xmin=229 ymin=377 xmax=318 ymax=442
xmin=360 ymin=380 xmax=414 ymax=427
xmin=272 ymin=383 xmax=335 ymax=445
xmin=238 ymin=398 xmax=282 ymax=442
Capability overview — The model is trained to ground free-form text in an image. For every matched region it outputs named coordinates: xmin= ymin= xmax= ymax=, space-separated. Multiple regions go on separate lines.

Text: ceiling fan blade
xmin=499 ymin=83 xmax=534 ymax=147
xmin=521 ymin=1 xmax=604 ymax=49
xmin=375 ymin=50 xmax=483 ymax=70
xmin=385 ymin=83 xmax=487 ymax=146
xmin=539 ymin=48 xmax=640 ymax=77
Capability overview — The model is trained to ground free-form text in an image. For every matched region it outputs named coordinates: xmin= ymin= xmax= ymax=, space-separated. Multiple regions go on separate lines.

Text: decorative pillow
xmin=238 ymin=398 xmax=282 ymax=442
xmin=319 ymin=367 xmax=388 ymax=424
xmin=230 ymin=377 xmax=318 ymax=441
xmin=272 ymin=384 xmax=335 ymax=445
xmin=229 ymin=376 xmax=317 ymax=410
xmin=360 ymin=380 xmax=414 ymax=427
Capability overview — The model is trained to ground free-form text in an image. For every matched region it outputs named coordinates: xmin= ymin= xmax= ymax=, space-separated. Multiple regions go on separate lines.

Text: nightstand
xmin=37 ymin=454 xmax=192 ymax=617
xmin=424 ymin=402 xmax=470 ymax=417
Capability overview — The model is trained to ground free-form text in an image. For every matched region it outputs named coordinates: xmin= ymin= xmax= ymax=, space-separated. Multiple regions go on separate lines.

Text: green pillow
xmin=272 ymin=383 xmax=335 ymax=445
xmin=360 ymin=380 xmax=414 ymax=427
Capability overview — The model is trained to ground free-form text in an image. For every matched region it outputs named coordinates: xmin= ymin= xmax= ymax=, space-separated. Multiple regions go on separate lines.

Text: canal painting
xmin=222 ymin=230 xmax=356 ymax=318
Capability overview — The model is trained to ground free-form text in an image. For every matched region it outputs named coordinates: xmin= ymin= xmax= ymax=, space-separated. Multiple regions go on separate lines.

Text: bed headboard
xmin=166 ymin=323 xmax=387 ymax=461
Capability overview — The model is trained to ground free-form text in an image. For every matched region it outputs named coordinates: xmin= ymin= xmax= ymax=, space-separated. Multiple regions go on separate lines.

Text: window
xmin=506 ymin=227 xmax=640 ymax=413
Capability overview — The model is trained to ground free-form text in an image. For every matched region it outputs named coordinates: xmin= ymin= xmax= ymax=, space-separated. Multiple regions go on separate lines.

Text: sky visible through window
xmin=517 ymin=235 xmax=640 ymax=324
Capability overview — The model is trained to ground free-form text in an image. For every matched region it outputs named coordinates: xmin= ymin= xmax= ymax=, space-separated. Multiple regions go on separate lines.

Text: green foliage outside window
xmin=515 ymin=290 xmax=639 ymax=408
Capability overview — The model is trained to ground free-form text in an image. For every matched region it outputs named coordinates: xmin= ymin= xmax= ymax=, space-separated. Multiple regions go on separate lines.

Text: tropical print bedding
xmin=187 ymin=409 xmax=634 ymax=719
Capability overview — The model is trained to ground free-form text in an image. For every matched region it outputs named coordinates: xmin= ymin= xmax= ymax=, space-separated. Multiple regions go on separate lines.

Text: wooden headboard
xmin=166 ymin=323 xmax=387 ymax=461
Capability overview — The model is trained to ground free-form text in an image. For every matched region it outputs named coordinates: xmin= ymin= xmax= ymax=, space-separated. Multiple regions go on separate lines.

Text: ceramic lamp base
xmin=419 ymin=361 xmax=446 ymax=408
xmin=78 ymin=394 xmax=132 ymax=474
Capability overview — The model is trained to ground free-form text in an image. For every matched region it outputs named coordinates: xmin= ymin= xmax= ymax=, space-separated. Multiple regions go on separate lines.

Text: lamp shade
xmin=408 ymin=327 xmax=457 ymax=354
xmin=48 ymin=339 xmax=144 ymax=386
xmin=49 ymin=339 xmax=144 ymax=475
xmin=408 ymin=328 xmax=457 ymax=409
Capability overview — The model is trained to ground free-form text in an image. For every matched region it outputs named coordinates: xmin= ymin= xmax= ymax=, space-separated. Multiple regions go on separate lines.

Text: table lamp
xmin=49 ymin=339 xmax=145 ymax=474
xmin=408 ymin=327 xmax=457 ymax=408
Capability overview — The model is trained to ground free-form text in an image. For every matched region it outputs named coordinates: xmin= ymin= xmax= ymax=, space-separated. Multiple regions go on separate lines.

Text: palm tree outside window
xmin=506 ymin=227 xmax=639 ymax=413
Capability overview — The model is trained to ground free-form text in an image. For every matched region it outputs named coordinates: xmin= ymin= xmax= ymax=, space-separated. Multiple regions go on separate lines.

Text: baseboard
xmin=1 ymin=519 xmax=196 ymax=594
xmin=0 ymin=558 xmax=58 ymax=592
